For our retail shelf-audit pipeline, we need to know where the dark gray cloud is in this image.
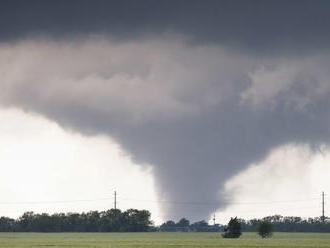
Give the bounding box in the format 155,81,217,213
1,1,330,221
1,0,330,54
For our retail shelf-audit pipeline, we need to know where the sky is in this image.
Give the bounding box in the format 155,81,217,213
1,0,330,225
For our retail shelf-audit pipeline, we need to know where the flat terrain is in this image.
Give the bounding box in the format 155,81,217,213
1,232,330,248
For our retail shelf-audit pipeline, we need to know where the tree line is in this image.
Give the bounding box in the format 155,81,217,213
239,215,330,232
159,218,221,232
1,210,330,233
0,209,153,232
159,215,330,233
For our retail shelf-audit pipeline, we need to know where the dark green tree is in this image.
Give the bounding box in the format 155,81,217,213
0,217,15,232
222,217,242,238
176,218,190,227
257,221,274,238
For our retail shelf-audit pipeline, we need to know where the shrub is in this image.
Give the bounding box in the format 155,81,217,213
257,221,274,238
222,217,242,238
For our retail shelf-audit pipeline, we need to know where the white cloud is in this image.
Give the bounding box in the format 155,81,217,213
217,143,330,224
0,107,162,223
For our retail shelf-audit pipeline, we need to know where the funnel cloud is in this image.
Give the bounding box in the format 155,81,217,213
1,1,330,221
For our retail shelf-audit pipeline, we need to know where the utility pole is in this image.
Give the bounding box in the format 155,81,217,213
322,191,325,222
114,190,117,210
213,213,216,226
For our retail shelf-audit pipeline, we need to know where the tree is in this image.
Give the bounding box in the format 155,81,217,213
176,218,190,227
257,221,274,238
190,220,208,231
222,217,242,238
0,217,15,232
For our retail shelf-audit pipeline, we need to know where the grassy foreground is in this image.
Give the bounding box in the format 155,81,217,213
0,232,330,248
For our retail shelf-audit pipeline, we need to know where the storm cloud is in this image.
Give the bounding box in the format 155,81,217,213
1,1,330,220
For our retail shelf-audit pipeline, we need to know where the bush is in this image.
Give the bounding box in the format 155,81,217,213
257,221,274,238
222,217,242,238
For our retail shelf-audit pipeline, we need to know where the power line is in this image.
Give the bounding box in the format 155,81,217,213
0,198,113,205
0,195,322,207
117,196,319,206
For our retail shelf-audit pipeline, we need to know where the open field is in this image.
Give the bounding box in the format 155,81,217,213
1,232,330,248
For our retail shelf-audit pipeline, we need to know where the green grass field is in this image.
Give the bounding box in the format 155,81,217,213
1,232,330,248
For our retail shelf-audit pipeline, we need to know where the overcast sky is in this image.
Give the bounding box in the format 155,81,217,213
1,0,330,224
